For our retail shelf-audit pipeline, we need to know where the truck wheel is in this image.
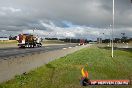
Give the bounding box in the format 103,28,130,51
37,44,39,47
39,44,42,47
30,45,32,48
26,45,28,48
31,45,33,48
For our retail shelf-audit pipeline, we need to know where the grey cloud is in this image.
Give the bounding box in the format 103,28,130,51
0,0,131,39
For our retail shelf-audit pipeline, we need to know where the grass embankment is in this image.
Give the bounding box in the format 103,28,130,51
0,46,132,88
0,40,17,44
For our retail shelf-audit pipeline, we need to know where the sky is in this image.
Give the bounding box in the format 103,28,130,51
0,0,132,40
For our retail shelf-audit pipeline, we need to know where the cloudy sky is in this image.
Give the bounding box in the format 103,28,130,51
0,0,132,40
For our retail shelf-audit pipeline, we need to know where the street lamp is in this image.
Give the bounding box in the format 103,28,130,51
98,33,104,44
109,24,112,47
66,31,71,43
112,0,115,58
33,28,37,35
121,33,126,43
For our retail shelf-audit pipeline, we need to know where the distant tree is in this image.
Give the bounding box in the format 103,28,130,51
114,38,121,43
121,33,128,43
45,38,58,40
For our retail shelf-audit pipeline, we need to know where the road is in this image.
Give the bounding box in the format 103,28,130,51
0,44,89,83
0,44,78,59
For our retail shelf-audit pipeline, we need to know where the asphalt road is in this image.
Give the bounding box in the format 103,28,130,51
0,44,78,59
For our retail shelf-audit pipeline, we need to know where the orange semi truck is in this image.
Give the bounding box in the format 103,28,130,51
16,34,42,48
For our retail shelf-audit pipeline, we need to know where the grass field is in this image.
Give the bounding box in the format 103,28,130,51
0,40,17,44
0,45,132,88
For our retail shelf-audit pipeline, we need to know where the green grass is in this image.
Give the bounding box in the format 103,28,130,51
0,40,17,44
0,46,132,88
